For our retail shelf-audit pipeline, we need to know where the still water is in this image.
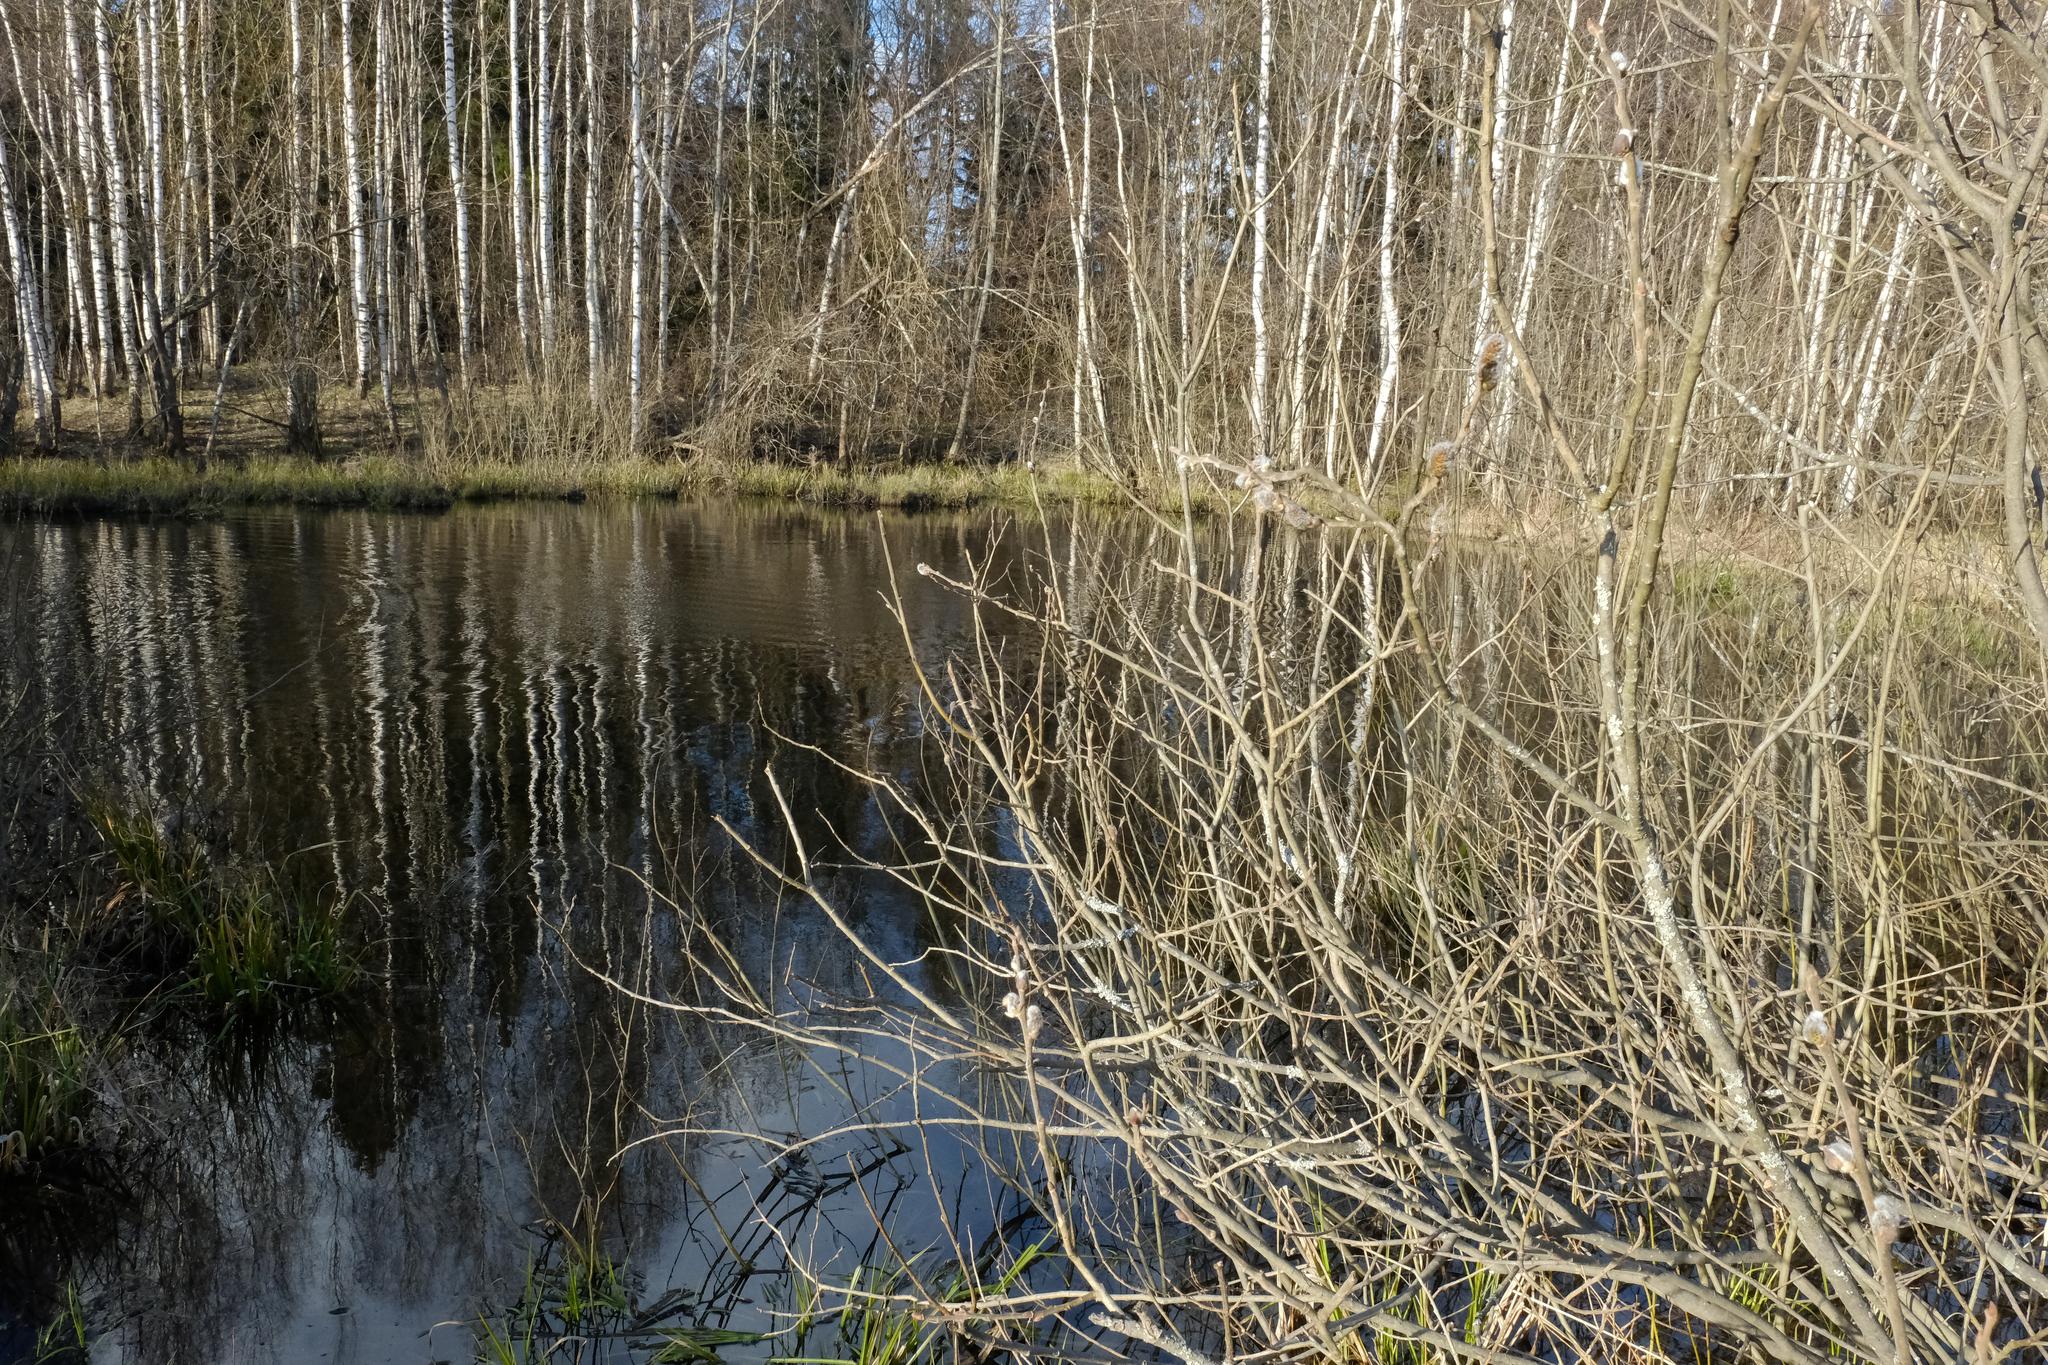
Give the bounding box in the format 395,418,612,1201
0,501,1100,1363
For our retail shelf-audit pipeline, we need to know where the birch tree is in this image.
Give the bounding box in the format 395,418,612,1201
580,0,601,400
90,0,147,432
507,0,533,372
285,0,322,453
625,0,646,440
337,0,377,395
440,0,473,379
1248,0,1274,467
534,0,557,355
0,101,59,450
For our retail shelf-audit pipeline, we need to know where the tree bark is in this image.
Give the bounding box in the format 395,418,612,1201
337,0,376,395
90,0,147,433
0,107,61,451
439,0,473,381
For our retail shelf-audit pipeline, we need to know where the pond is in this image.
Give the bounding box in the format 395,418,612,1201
0,501,1098,1364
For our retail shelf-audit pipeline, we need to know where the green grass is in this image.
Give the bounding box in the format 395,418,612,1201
30,1279,89,1363
0,452,1174,517
468,1232,1047,1365
1672,562,1745,613
0,993,93,1171
1904,598,2020,670
771,1240,1050,1365
0,455,462,513
91,802,357,1016
473,1239,771,1365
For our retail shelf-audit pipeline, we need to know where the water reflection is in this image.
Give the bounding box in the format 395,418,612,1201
0,501,1098,1364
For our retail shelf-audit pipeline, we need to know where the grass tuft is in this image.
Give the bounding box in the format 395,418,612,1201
0,993,93,1171
90,802,357,1015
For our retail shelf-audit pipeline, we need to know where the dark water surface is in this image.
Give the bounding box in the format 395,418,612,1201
0,501,1093,1363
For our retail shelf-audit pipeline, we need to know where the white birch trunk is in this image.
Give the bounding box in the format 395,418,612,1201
54,151,100,397
534,0,557,355
0,116,60,450
1502,0,1590,406
369,0,396,417
140,0,172,369
91,0,147,424
805,191,855,383
0,10,82,401
723,0,766,383
285,0,309,323
62,2,114,399
284,0,321,453
1249,0,1274,466
440,0,473,379
1286,5,1376,473
581,0,602,401
1839,215,1914,510
626,0,647,438
1047,0,1107,459
652,24,680,377
705,3,733,391
338,0,376,394
1365,0,1406,486
948,0,1005,459
173,0,203,363
1470,0,1511,360
197,1,219,362
507,0,534,371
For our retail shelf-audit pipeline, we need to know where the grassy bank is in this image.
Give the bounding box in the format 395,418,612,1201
0,450,2027,625
3,379,1201,515
0,452,1159,517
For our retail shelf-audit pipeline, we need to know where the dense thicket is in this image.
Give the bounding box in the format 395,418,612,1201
0,1,2044,539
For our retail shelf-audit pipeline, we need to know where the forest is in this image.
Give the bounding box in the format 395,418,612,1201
0,0,2036,568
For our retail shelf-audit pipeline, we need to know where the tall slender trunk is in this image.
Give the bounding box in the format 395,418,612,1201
198,2,219,364
285,0,322,455
1048,0,1107,464
704,2,733,398
626,0,647,440
1365,0,1405,487
338,0,377,394
0,10,80,403
1993,224,2048,651
534,0,557,355
723,0,767,394
62,1,113,402
581,0,602,403
440,0,473,379
1497,0,1591,448
1248,0,1274,466
138,0,171,370
53,144,101,399
472,20,491,343
369,0,397,428
1287,5,1375,474
948,0,1004,461
90,0,147,432
0,114,60,450
804,189,855,382
507,0,534,373
173,0,205,365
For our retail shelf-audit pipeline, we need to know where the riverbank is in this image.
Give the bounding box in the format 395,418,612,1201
0,450,2026,626
0,452,1150,516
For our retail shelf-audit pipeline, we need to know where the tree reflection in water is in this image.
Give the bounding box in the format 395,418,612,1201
0,502,1111,1364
